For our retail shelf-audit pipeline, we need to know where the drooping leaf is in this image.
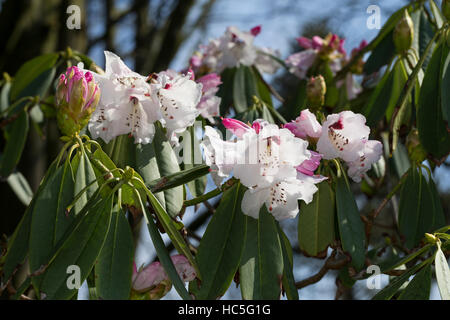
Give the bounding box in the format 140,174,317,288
218,67,237,115
194,183,246,299
10,53,58,101
398,263,431,300
6,171,33,206
0,111,29,178
335,174,366,270
435,244,450,300
417,41,450,159
95,205,134,300
364,30,396,74
182,126,207,198
398,168,436,249
372,261,425,300
298,181,335,257
73,151,98,215
239,207,284,300
278,226,299,300
38,194,114,300
233,66,259,113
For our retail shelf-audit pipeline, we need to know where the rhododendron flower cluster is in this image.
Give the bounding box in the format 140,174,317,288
285,109,383,182
87,51,202,144
190,26,281,74
201,118,326,221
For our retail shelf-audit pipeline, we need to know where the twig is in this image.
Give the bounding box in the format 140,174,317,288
295,251,350,289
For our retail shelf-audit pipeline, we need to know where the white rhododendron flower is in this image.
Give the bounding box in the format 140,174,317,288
155,70,202,137
317,111,371,162
191,25,281,74
88,51,161,144
316,110,382,182
201,118,325,220
87,52,202,144
284,109,322,140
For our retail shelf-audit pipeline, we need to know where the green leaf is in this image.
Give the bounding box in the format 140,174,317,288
218,67,237,115
372,261,425,300
38,194,114,300
398,263,431,300
398,168,436,249
95,205,134,300
0,161,58,282
0,111,29,178
391,142,411,178
429,0,444,29
364,30,396,74
73,151,98,215
6,171,33,206
428,176,446,230
147,164,209,193
298,181,335,257
278,226,299,300
136,124,184,218
239,207,284,300
233,66,259,113
335,174,366,270
194,183,246,300
278,79,307,122
411,9,436,71
182,126,207,198
417,41,450,159
435,244,450,300
29,159,76,278
142,205,192,300
441,44,450,123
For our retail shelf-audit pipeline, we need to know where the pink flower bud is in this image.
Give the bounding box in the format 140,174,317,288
222,118,251,137
296,37,313,49
197,73,222,93
250,25,262,36
56,66,100,136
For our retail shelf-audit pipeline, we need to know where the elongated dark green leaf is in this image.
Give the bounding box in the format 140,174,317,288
336,174,366,270
7,171,33,206
417,42,450,159
147,164,209,193
182,126,207,198
435,244,450,300
398,263,431,300
136,124,184,218
141,184,199,277
239,207,284,300
218,67,236,115
28,159,76,277
0,111,29,178
278,226,298,300
411,9,436,71
298,181,335,257
364,30,396,74
10,53,58,101
441,45,450,123
372,262,427,300
233,66,259,113
73,151,98,215
194,183,246,299
143,205,192,300
391,142,411,178
38,195,114,300
398,168,436,249
279,79,307,122
95,205,134,300
428,176,446,230
0,161,58,282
